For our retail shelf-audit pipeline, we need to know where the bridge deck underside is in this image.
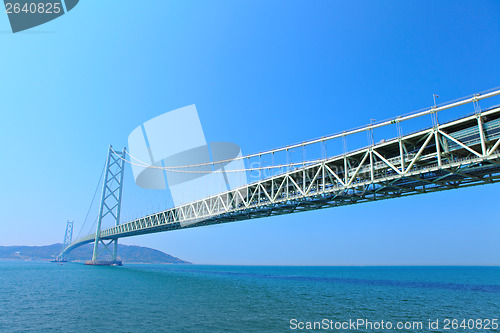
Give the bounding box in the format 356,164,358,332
63,106,500,255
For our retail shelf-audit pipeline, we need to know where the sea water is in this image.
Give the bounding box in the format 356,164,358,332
0,262,498,332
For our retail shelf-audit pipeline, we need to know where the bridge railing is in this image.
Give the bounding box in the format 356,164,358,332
86,106,500,242
61,90,500,256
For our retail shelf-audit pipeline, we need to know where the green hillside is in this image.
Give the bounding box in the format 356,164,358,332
0,243,191,264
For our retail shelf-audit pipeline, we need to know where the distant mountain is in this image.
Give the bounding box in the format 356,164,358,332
0,243,191,264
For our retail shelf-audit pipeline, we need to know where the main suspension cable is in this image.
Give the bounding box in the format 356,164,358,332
116,88,500,170
75,159,106,239
112,147,323,174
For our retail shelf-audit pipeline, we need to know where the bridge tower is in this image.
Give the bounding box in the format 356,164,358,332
54,220,73,262
87,145,126,266
63,220,73,249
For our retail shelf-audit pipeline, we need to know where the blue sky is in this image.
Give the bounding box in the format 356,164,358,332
1,0,499,265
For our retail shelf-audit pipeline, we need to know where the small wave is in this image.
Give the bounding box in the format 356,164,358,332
168,268,500,293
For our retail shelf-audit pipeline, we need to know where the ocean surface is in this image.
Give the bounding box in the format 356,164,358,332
0,262,498,332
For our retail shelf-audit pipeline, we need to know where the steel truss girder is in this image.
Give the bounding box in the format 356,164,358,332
62,106,500,255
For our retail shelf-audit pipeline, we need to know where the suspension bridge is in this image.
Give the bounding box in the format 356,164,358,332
57,88,500,265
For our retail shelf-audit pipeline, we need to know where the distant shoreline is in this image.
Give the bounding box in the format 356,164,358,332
0,243,192,264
